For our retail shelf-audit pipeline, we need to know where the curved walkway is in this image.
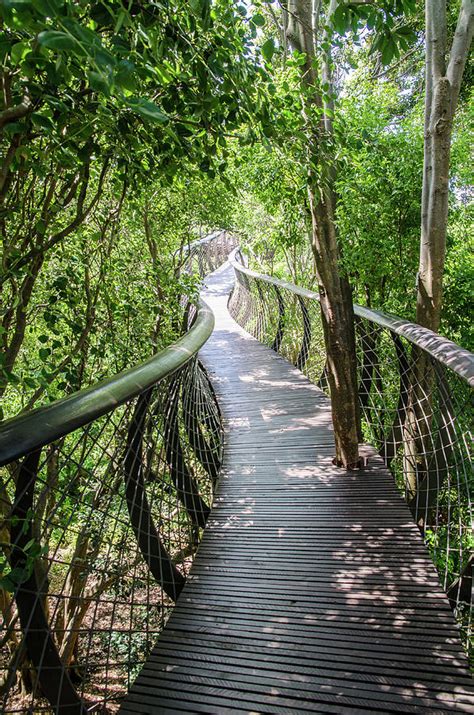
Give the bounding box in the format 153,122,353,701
121,263,473,714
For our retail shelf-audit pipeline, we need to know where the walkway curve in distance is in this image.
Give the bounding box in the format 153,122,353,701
120,261,474,714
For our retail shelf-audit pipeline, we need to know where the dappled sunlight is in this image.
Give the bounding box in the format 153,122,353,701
239,368,271,382
124,259,474,714
208,513,256,529
227,416,251,428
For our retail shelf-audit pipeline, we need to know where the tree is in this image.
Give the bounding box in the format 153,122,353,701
336,75,423,314
0,0,264,410
404,0,472,503
268,0,417,468
417,0,473,332
0,1,266,702
283,0,361,468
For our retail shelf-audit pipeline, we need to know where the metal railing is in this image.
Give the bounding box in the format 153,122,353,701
1,231,472,712
229,249,473,648
181,230,238,276
0,234,229,713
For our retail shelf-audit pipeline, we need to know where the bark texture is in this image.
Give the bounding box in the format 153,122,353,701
287,0,361,468
417,0,473,331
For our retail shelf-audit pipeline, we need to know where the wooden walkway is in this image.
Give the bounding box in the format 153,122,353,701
120,263,473,714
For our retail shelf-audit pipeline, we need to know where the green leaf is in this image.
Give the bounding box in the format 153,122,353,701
128,98,168,124
396,24,413,36
5,371,20,385
88,70,111,96
38,30,78,51
0,575,13,593
252,13,265,27
261,38,274,63
155,64,173,85
25,541,42,557
31,113,54,130
402,0,417,13
6,566,32,586
189,0,203,14
35,218,47,235
114,9,127,34
93,46,116,68
366,11,376,30
11,40,31,65
381,39,396,65
332,5,348,35
4,0,33,8
32,0,63,16
115,59,136,92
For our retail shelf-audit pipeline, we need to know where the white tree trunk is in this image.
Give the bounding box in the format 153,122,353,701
417,0,473,331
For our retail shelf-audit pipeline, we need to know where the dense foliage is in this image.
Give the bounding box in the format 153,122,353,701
0,0,472,709
0,0,268,419
226,5,472,348
1,0,472,422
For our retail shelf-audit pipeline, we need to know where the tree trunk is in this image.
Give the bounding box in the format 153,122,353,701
288,0,361,468
417,0,473,331
407,0,472,502
309,186,361,466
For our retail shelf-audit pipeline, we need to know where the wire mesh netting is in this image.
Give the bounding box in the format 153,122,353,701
1,232,472,713
181,231,238,278
229,252,473,655
0,233,231,713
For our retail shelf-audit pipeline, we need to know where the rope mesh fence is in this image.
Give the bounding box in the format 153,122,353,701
1,232,472,713
181,230,238,278
0,232,230,713
229,250,473,654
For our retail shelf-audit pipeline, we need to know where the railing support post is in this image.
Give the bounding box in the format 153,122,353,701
271,285,285,353
10,450,87,714
296,295,311,371
124,391,186,602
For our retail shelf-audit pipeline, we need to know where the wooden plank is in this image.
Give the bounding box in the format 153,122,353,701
142,647,474,693
147,632,472,683
131,661,474,710
120,262,473,714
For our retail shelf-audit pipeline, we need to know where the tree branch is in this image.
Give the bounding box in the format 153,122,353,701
446,0,474,115
0,158,111,284
0,93,32,131
371,46,419,79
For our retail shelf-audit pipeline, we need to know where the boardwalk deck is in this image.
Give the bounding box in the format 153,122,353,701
120,263,473,714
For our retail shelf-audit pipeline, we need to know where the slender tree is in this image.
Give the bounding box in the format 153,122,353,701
285,0,361,468
417,0,473,331
259,0,419,467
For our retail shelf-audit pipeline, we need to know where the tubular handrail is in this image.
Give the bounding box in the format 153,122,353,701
1,231,229,715
0,300,214,467
178,229,238,281
173,230,223,263
184,230,224,250
229,249,474,385
229,245,473,642
0,229,233,467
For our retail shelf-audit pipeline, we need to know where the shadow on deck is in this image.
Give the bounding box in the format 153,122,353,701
120,263,473,714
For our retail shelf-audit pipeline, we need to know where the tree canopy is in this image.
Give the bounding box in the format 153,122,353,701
1,0,472,423
1,1,472,709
